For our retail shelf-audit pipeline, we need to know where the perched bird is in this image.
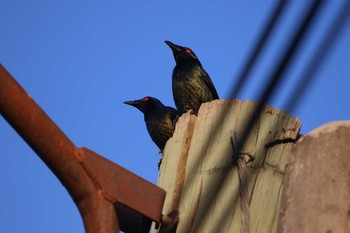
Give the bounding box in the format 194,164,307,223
124,96,179,151
165,40,219,115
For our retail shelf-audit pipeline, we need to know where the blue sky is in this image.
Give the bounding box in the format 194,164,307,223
0,1,349,232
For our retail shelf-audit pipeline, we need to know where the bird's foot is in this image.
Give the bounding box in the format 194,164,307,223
188,109,197,116
158,158,163,171
157,150,163,155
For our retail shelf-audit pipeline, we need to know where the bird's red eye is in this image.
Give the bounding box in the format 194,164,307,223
143,97,149,102
185,49,192,54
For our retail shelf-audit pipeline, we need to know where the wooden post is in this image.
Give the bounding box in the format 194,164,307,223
154,99,301,233
278,121,350,233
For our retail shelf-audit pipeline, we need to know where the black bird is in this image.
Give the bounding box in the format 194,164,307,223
165,40,219,115
124,96,180,151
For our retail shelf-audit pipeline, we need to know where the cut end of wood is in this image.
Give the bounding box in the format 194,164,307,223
155,99,302,233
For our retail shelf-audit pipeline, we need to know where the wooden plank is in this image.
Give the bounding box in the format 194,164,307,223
155,99,301,233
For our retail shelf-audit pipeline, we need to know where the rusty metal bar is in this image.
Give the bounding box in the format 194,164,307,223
79,148,165,223
0,64,83,198
0,64,120,233
0,64,166,233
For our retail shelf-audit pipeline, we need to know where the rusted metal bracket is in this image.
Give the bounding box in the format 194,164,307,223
0,64,166,233
79,147,166,223
158,210,179,233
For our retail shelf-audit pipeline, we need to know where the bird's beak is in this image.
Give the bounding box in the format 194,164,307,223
165,40,182,53
123,100,140,107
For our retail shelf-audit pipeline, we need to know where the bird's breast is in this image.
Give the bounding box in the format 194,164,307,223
145,111,175,147
172,63,215,114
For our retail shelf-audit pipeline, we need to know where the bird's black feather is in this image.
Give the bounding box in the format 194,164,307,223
124,96,179,151
165,40,219,115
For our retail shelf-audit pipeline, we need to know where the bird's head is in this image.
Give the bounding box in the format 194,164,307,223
123,96,163,114
165,40,201,65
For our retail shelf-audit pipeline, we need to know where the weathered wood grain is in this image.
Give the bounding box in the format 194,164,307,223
155,99,301,233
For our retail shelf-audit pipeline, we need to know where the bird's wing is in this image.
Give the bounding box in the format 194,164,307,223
167,107,180,126
201,69,219,99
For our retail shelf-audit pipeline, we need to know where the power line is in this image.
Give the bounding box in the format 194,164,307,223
235,0,325,154
284,0,350,114
230,0,289,99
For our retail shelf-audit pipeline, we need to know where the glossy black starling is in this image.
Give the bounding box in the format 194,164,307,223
165,40,219,115
124,96,180,151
